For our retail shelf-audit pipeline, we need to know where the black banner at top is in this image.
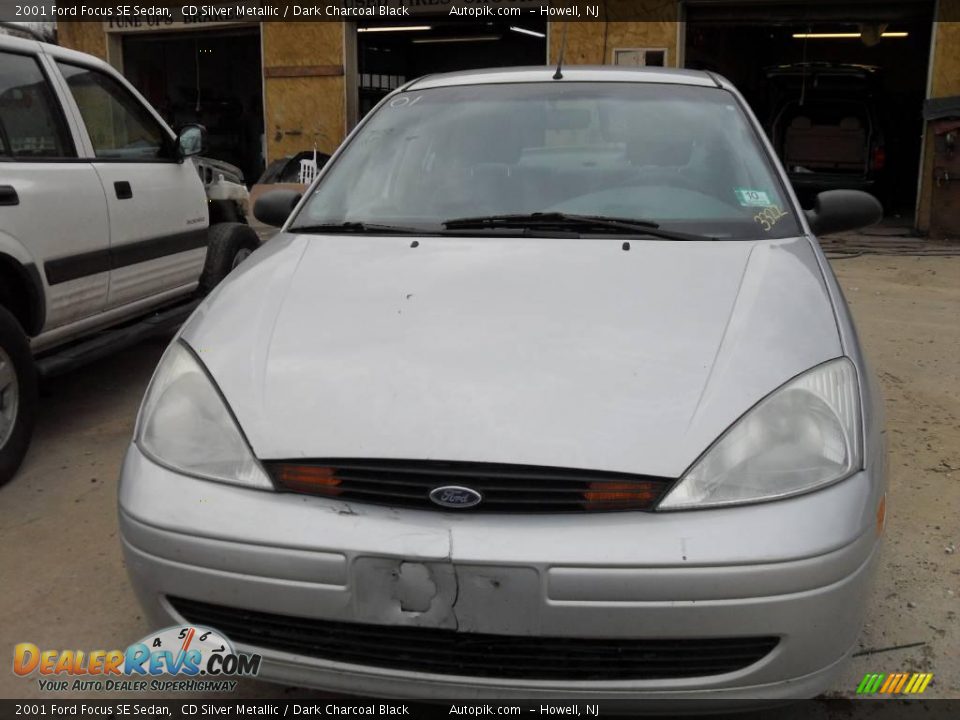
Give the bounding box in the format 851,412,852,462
0,0,955,24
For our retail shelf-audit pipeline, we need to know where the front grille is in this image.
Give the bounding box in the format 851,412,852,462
170,597,778,681
263,459,674,512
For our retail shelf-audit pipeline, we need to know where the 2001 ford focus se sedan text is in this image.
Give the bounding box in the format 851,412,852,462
119,66,887,702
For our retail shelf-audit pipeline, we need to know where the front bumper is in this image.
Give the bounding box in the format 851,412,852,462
118,445,882,700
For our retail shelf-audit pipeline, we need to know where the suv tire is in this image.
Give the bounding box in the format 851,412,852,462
197,222,261,296
0,306,37,486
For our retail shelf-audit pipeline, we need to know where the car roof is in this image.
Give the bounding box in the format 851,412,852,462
405,65,726,91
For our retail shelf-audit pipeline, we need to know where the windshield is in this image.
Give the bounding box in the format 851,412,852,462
292,82,801,240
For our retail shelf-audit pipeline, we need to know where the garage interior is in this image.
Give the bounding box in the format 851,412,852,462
685,2,934,217
121,27,265,183
356,21,548,117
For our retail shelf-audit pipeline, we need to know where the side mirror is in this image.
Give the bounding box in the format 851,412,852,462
178,124,206,158
805,190,883,236
253,189,302,228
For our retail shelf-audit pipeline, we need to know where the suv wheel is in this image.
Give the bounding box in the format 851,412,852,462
197,222,261,296
0,306,37,486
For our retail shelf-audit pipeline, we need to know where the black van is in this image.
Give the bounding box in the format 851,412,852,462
765,63,888,207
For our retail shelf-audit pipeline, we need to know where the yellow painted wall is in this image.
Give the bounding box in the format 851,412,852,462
918,20,960,233
261,22,346,163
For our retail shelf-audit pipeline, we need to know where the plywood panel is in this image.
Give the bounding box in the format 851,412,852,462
265,75,345,160
916,19,960,233
57,22,108,60
550,16,678,66
262,22,343,66
929,20,960,98
262,23,346,162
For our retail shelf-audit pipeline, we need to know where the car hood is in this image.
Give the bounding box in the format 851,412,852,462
181,234,842,478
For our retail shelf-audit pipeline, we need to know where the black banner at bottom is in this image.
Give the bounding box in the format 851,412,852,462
1,699,959,720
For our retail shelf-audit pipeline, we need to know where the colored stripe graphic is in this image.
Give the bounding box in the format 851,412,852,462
908,673,934,694
879,673,898,693
857,672,933,694
857,673,885,694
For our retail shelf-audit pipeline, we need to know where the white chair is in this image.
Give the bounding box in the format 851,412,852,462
298,149,319,185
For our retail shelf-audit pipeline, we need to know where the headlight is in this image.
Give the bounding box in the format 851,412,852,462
136,341,272,489
659,358,862,510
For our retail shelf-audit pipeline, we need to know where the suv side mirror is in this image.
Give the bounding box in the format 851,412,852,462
805,190,883,236
254,189,302,228
178,124,206,158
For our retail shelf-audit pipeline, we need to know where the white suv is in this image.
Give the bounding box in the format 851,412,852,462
0,33,260,484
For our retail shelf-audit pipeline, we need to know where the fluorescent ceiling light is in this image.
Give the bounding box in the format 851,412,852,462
358,25,432,33
412,36,500,44
510,26,546,38
792,32,908,39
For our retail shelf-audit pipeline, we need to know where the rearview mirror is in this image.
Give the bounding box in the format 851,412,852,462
805,190,883,236
178,124,206,158
253,189,302,228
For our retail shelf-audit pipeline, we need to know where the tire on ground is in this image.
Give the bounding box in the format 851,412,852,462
0,305,37,486
197,222,261,296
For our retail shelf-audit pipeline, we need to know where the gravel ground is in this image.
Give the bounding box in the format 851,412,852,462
828,255,960,698
0,254,957,701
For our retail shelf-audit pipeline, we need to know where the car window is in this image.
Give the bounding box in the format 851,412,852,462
0,51,74,159
56,61,169,160
295,82,801,240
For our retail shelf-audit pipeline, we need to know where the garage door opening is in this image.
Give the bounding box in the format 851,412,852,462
356,21,547,117
685,5,933,218
122,27,264,184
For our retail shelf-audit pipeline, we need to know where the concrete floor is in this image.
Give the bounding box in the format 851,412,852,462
0,255,957,701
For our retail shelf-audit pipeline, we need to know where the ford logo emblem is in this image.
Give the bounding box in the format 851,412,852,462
429,485,482,509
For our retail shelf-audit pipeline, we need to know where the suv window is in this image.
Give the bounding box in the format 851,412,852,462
0,51,74,159
56,62,169,160
776,101,872,174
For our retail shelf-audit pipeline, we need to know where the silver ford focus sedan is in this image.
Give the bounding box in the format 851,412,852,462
119,67,886,701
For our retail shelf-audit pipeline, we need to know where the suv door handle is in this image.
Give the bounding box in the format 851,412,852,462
0,185,18,206
114,181,133,200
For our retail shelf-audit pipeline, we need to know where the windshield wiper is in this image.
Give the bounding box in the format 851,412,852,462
291,222,424,235
443,212,715,242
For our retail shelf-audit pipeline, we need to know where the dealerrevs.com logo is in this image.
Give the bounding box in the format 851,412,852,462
13,625,261,692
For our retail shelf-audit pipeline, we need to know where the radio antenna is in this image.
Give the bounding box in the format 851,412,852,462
553,22,568,80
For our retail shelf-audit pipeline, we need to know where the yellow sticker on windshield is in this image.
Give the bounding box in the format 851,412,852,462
754,205,789,231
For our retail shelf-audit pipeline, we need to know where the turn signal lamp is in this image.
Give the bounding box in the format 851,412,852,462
274,465,342,496
582,480,661,510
